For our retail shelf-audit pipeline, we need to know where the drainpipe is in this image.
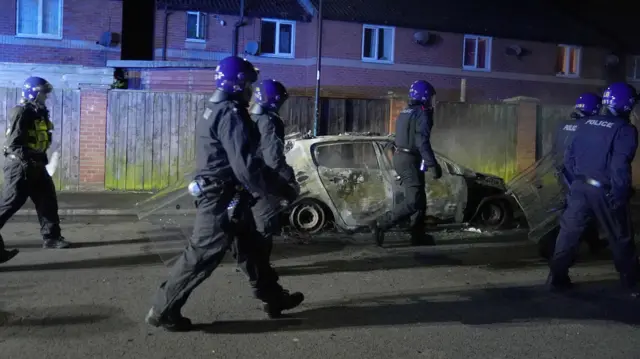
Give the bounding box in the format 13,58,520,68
232,0,246,56
312,0,323,136
162,5,173,60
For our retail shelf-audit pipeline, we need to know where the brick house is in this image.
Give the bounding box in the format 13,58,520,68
0,0,122,87
108,0,640,105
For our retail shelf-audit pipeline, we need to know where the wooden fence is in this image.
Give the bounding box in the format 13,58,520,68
536,105,573,160
431,102,519,181
105,90,390,190
0,87,81,190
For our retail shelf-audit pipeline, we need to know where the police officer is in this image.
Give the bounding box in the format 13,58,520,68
540,93,608,258
247,79,296,259
0,76,70,263
145,56,304,331
369,80,442,247
548,82,639,296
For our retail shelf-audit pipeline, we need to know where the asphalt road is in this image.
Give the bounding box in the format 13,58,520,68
1,217,639,359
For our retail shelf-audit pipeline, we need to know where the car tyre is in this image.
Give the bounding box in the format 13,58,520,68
288,200,327,234
477,199,512,229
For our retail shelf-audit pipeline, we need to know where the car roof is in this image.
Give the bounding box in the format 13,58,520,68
290,133,463,166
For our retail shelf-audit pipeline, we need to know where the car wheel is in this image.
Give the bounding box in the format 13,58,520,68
288,200,327,234
477,199,512,229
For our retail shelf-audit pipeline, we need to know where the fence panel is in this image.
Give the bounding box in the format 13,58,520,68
432,102,519,181
536,105,573,160
0,87,81,190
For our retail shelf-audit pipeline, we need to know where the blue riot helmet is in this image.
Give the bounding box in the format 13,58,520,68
602,82,638,116
408,80,436,108
572,92,602,118
252,79,289,112
213,56,259,104
21,76,53,107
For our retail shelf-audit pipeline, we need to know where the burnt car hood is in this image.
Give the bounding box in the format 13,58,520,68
446,160,506,191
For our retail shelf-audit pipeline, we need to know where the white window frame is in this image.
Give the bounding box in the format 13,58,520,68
259,18,296,58
632,56,640,81
15,0,64,39
462,34,492,72
556,44,582,78
361,24,395,64
186,11,207,42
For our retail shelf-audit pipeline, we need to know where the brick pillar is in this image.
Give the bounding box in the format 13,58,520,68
388,97,407,134
504,96,539,172
78,85,108,190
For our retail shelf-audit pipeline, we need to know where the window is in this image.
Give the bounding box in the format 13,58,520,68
462,35,492,71
555,45,581,77
260,18,295,57
186,11,207,41
16,0,63,39
362,25,394,63
632,56,640,81
314,142,379,170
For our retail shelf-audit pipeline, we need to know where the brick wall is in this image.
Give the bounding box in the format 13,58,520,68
0,0,122,67
145,13,610,104
78,87,108,189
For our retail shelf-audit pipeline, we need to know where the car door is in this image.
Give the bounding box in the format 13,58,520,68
313,140,393,227
378,141,464,222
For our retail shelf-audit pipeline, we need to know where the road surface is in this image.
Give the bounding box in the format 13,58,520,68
0,217,638,359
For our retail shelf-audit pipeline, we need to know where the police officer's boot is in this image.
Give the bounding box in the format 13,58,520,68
0,248,19,264
145,307,193,332
545,272,573,292
43,237,71,249
369,220,385,247
261,289,305,318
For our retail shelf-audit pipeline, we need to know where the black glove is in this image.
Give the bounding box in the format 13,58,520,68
426,162,443,180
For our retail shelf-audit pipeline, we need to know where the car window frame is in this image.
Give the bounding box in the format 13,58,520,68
311,140,382,170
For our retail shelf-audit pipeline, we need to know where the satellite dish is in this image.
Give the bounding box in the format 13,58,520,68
505,45,523,57
244,41,259,56
97,32,120,47
413,31,432,46
605,54,619,66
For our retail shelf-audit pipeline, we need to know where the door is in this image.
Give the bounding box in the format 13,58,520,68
379,141,464,223
313,141,393,227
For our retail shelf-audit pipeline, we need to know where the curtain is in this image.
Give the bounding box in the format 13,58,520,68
42,0,61,35
17,0,38,34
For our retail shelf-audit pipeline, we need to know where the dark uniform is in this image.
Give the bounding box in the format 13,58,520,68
549,114,639,293
147,91,302,331
373,104,442,246
0,102,67,251
547,118,605,255
249,108,295,257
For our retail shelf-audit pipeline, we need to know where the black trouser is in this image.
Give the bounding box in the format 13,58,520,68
377,152,426,238
550,181,638,289
557,175,602,249
233,195,279,274
152,187,283,315
0,156,61,250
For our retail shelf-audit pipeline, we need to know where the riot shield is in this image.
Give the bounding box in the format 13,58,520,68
506,152,565,243
136,164,313,266
136,167,197,265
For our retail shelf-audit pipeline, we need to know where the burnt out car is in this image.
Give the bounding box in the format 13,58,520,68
282,132,522,234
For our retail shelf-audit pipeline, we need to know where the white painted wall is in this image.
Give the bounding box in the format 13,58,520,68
0,62,114,89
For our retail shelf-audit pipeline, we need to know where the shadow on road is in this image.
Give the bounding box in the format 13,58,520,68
0,303,135,338
277,242,612,276
197,278,640,334
0,239,350,272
